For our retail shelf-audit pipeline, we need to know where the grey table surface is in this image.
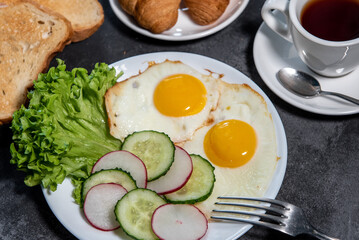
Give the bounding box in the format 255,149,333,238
1,0,358,239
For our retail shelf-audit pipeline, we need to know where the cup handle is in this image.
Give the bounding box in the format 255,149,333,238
261,0,292,42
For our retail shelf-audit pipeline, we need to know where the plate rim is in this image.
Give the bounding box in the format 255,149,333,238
43,51,287,240
108,0,250,41
253,22,359,116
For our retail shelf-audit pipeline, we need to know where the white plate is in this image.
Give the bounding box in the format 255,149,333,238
109,0,250,41
43,52,287,240
253,21,359,115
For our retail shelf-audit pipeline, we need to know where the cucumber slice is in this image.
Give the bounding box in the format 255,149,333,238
82,169,136,203
121,131,175,181
115,188,167,240
164,154,215,204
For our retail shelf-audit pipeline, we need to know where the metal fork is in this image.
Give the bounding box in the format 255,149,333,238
211,196,339,240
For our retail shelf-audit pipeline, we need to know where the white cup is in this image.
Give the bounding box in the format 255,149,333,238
261,0,359,77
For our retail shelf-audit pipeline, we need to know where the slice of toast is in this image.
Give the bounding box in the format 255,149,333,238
32,0,104,42
0,0,73,125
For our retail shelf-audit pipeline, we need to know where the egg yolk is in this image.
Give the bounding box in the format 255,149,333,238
204,119,257,168
153,74,207,117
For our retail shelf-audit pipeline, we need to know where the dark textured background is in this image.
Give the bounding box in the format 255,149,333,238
0,0,358,239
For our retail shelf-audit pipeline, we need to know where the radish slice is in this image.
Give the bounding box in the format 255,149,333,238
147,146,193,195
83,183,127,231
92,150,147,188
151,204,208,240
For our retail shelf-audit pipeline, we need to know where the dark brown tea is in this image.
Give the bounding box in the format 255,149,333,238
301,0,359,41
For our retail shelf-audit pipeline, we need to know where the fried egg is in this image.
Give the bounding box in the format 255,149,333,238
105,61,219,143
181,81,278,219
106,60,278,220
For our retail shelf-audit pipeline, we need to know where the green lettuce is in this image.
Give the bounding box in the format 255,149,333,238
10,59,122,203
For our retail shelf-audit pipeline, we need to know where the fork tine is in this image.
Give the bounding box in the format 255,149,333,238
218,196,290,209
212,209,285,223
215,201,285,215
211,215,285,233
214,197,340,240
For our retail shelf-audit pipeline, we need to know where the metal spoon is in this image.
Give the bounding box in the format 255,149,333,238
277,67,359,105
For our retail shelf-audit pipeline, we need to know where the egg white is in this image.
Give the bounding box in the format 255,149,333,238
105,60,219,143
181,81,278,219
106,61,278,220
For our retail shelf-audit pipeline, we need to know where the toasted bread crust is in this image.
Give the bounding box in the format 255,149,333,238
0,0,73,125
70,16,104,42
3,0,104,42
32,0,104,42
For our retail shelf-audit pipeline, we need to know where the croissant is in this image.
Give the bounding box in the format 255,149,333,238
118,0,138,15
184,0,229,25
118,0,181,34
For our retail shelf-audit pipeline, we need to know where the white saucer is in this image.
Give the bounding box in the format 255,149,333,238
253,22,359,115
109,0,249,41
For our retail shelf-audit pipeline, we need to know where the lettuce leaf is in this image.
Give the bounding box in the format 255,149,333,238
10,59,122,203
